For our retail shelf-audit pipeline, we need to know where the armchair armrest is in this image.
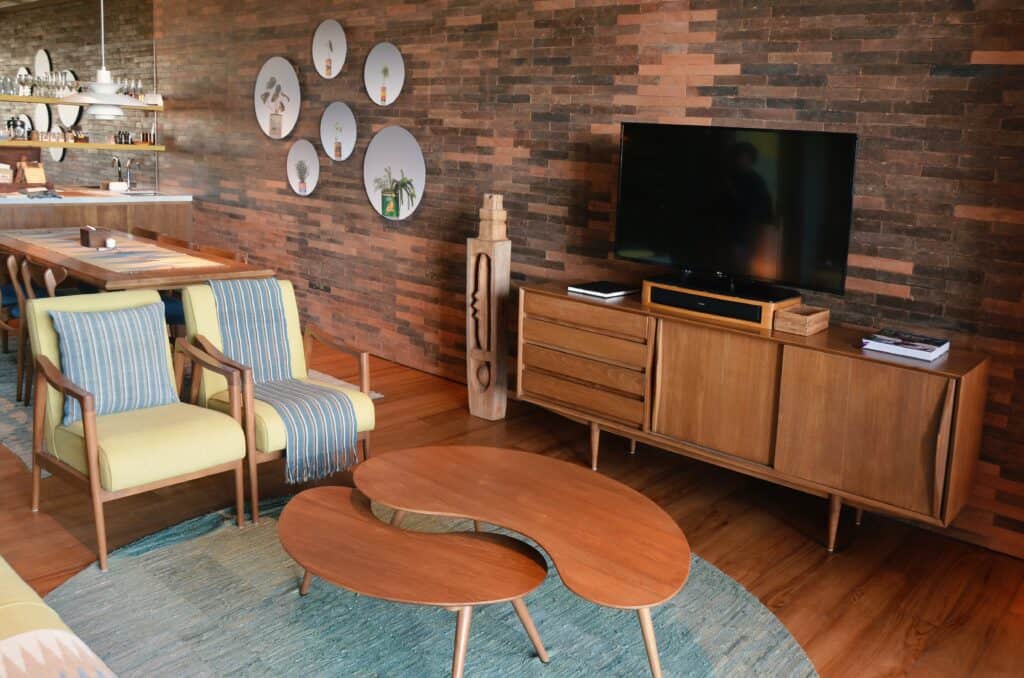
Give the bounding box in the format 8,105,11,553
194,334,252,379
32,355,101,486
303,325,372,395
173,338,243,423
35,355,95,413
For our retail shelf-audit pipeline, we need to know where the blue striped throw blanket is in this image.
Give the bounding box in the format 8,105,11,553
209,279,359,483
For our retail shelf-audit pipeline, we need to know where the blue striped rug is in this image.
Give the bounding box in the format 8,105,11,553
45,499,817,677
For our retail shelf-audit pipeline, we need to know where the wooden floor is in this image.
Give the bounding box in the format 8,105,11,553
2,348,1022,676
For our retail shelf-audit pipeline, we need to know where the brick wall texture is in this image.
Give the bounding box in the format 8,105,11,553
0,0,157,188
151,0,1022,555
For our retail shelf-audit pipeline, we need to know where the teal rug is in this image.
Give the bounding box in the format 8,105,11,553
45,500,817,677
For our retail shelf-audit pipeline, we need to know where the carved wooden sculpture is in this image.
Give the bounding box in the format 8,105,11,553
467,194,511,420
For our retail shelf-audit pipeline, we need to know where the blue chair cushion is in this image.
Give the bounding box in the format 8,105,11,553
49,302,179,425
163,296,186,326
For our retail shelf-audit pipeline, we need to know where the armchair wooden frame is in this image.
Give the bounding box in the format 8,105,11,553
31,339,247,572
194,325,372,524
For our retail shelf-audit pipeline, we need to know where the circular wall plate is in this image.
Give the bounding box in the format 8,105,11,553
312,20,347,79
254,57,301,140
33,49,51,77
32,103,49,134
363,125,425,220
364,42,405,107
319,102,357,161
18,113,32,132
57,69,81,127
286,139,319,196
48,117,66,162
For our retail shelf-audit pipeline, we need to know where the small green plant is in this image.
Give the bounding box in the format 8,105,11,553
381,65,390,82
259,76,290,114
295,160,309,182
373,166,416,212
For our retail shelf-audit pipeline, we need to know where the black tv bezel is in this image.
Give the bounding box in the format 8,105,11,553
613,121,858,296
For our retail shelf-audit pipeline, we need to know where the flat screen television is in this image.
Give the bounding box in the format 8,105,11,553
614,122,857,295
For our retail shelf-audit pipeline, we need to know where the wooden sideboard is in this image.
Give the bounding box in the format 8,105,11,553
515,285,990,551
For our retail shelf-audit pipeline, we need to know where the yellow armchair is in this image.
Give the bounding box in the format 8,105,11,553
182,281,375,523
26,290,247,571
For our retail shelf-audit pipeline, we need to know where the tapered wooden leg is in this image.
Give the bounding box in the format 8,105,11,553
30,455,41,512
234,462,245,527
512,598,549,663
590,422,600,471
300,570,313,596
391,509,407,527
14,328,25,401
637,607,662,678
855,508,864,527
92,493,108,572
629,439,637,455
452,606,473,678
22,352,33,406
248,452,260,524
361,434,371,460
827,494,842,553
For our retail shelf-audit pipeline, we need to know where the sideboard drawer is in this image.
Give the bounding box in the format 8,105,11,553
521,344,645,396
521,369,644,427
522,317,647,369
524,291,648,340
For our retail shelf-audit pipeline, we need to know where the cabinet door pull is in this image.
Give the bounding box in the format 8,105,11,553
933,379,956,518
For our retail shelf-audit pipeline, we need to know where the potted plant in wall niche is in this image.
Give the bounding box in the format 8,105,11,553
373,166,416,218
334,121,344,159
380,64,389,104
260,76,291,138
296,160,309,195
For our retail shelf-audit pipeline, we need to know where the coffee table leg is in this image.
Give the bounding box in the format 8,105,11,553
452,606,473,678
512,598,549,663
637,607,662,678
300,570,313,596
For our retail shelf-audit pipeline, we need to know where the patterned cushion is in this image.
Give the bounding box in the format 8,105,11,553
209,279,292,384
49,302,179,425
0,629,114,677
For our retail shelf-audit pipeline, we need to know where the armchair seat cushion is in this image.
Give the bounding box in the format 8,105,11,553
209,377,375,453
52,403,245,492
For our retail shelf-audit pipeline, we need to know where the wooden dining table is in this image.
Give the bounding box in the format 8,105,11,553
0,227,274,291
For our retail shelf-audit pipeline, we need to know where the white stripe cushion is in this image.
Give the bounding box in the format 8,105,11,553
50,302,179,425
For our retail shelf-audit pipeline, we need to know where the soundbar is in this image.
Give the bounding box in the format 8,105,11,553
642,280,801,330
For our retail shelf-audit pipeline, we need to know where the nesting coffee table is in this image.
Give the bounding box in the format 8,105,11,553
353,446,692,678
278,486,550,678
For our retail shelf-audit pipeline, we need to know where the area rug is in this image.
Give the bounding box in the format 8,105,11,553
44,501,817,677
0,337,380,472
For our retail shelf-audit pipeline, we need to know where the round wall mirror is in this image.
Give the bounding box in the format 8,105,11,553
254,57,301,140
312,20,347,79
287,139,319,196
33,49,51,78
363,125,425,220
319,102,357,161
364,42,405,107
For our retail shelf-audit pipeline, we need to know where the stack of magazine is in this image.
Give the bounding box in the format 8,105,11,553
862,328,950,362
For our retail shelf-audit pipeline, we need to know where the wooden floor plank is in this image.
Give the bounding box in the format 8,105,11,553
0,347,1021,675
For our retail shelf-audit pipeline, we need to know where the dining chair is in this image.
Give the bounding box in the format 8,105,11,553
9,257,66,405
27,290,247,571
182,280,375,523
195,243,249,264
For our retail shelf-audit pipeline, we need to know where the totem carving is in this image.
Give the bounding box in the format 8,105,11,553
466,193,511,420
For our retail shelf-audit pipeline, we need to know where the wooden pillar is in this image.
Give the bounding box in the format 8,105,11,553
466,194,511,420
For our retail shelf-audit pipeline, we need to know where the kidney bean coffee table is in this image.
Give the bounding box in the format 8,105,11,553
278,486,551,678
353,445,693,678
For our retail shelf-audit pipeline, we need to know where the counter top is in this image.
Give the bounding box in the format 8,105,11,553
0,188,192,205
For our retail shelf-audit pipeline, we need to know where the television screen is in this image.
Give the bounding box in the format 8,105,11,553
614,123,857,295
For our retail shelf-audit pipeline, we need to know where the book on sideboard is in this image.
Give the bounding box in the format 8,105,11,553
862,328,950,362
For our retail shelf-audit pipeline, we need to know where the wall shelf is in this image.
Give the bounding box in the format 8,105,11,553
0,141,165,152
0,93,163,112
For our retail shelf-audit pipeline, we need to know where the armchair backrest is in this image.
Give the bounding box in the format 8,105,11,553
25,290,172,456
182,279,307,404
